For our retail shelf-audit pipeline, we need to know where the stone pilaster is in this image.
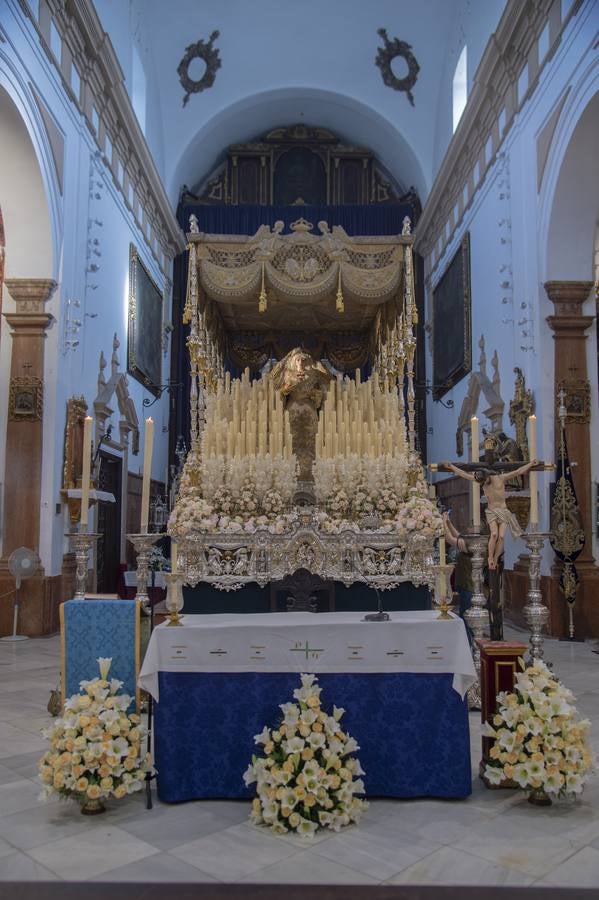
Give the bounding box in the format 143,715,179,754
2,277,56,556
545,279,599,637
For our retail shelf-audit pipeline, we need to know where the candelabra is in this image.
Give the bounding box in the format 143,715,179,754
127,533,161,613
522,530,551,664
68,530,100,599
463,532,489,710
164,572,184,626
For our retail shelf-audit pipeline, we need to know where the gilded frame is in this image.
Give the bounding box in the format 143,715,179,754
432,232,472,400
9,376,43,421
62,395,88,489
127,244,162,395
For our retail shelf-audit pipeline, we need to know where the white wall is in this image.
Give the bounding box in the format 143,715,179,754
0,5,171,576
92,0,512,204
424,3,599,573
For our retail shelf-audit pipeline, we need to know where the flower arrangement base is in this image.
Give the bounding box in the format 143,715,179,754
80,797,106,815
528,788,552,807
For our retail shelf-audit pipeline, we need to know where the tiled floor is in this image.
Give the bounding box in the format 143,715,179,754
0,626,598,886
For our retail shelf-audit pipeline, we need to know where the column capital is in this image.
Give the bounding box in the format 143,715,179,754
4,278,57,314
544,280,594,314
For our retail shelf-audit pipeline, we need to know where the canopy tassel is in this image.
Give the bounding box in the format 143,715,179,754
336,264,344,313
258,260,268,313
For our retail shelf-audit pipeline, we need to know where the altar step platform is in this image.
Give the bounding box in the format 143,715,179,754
140,610,475,803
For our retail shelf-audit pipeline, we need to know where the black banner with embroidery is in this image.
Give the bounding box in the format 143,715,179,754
549,432,585,604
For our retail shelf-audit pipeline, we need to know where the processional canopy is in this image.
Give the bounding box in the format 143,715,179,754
170,215,441,592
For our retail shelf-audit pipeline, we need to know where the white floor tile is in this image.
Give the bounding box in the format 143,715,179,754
0,850,59,881
170,821,302,880
92,851,218,882
386,845,536,886
536,845,599,887
28,824,158,880
239,850,380,884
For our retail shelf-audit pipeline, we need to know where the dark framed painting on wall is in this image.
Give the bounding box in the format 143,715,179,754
432,232,471,400
127,244,161,396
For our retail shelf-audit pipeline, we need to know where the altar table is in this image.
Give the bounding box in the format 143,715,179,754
139,611,476,802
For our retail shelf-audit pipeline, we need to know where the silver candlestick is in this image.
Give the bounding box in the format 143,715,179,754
431,563,456,619
164,572,185,626
522,530,551,664
68,531,100,600
127,533,161,614
463,532,489,710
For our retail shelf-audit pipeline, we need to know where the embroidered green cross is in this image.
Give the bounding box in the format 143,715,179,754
291,640,324,660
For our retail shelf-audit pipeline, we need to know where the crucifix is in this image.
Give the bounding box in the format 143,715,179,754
432,439,549,569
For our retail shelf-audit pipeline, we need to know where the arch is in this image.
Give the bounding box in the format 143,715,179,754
539,64,599,282
168,87,428,207
0,64,60,280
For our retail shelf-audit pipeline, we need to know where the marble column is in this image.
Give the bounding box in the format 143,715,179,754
2,278,55,556
545,279,599,637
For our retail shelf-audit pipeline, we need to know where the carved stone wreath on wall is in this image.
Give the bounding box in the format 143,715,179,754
177,31,221,107
375,28,420,107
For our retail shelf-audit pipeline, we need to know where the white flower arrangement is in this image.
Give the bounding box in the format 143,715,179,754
168,450,299,540
38,658,153,805
483,659,595,798
314,459,441,545
313,454,408,523
244,674,368,837
394,491,443,544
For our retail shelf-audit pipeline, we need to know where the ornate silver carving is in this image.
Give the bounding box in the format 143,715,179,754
462,533,489,710
523,531,551,664
68,532,100,600
127,533,162,613
176,516,435,594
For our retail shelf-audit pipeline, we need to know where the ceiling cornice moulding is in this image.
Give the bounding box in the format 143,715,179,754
414,0,584,269
16,0,185,274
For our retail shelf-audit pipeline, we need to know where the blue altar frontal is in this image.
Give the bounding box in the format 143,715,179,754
139,612,475,802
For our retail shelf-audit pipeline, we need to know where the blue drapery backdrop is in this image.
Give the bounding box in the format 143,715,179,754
177,202,414,236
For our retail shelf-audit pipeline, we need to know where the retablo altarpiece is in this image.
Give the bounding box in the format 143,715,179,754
169,216,442,591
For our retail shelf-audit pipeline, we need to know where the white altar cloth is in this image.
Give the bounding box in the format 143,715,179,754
139,611,476,701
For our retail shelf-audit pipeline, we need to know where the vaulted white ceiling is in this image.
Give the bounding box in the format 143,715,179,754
94,0,507,207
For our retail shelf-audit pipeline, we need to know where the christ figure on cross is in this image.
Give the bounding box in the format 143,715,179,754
442,459,537,569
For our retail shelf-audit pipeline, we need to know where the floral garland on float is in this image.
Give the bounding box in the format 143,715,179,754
244,674,368,837
38,658,153,815
483,659,595,805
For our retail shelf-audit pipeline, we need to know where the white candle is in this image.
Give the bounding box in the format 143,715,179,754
470,416,480,529
140,417,154,532
171,541,178,574
528,414,538,527
439,536,446,566
80,416,93,527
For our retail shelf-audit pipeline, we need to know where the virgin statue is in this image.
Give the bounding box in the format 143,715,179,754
270,348,332,483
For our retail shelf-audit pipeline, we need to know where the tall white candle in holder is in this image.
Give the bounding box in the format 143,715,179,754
80,416,93,527
470,416,480,529
140,417,154,532
528,414,538,527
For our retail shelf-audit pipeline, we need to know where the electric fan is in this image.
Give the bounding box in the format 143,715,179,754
1,547,39,642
